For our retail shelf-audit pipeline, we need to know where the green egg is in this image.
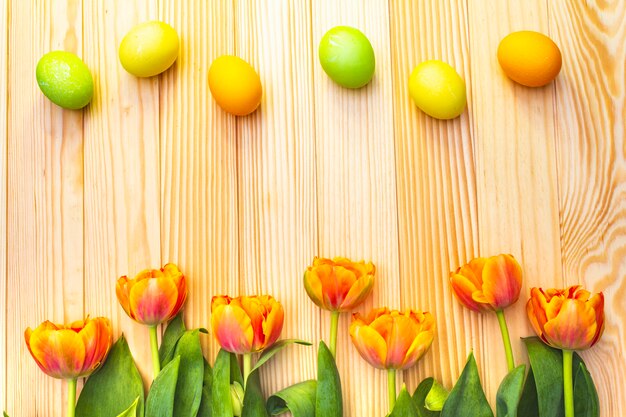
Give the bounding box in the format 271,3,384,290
36,51,94,110
319,26,375,89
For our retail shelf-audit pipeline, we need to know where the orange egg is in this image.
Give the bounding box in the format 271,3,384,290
497,31,562,87
208,55,262,116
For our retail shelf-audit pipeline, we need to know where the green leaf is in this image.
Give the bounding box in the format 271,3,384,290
411,377,440,417
146,355,181,417
425,380,449,411
523,337,565,417
242,370,270,417
197,358,214,417
440,352,493,417
159,312,187,367
574,362,599,417
517,366,539,417
212,349,235,417
251,339,312,374
267,380,317,417
496,365,525,417
4,411,10,417
390,385,420,417
231,351,244,386
172,330,204,417
76,335,145,417
315,341,342,417
115,397,140,417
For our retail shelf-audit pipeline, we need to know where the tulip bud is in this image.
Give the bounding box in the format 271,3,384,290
230,381,244,417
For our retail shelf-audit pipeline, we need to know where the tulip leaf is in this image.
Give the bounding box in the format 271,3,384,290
146,355,181,417
212,349,235,417
440,352,493,417
267,380,317,417
574,362,599,417
197,358,213,417
425,380,449,412
523,337,565,417
242,369,270,417
495,365,525,417
172,330,204,417
160,312,187,367
76,335,145,417
315,341,343,417
3,412,9,417
115,396,140,417
411,377,440,417
251,339,312,374
390,385,420,417
517,366,539,417
231,351,245,386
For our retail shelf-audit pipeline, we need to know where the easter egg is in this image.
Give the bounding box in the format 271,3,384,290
119,21,179,77
36,51,94,110
408,60,466,120
318,26,375,89
497,31,562,87
208,55,262,116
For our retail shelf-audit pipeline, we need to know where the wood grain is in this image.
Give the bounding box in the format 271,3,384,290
0,0,7,412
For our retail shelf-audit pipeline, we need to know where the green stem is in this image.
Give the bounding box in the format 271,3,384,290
243,353,252,390
67,378,77,417
495,309,515,372
329,311,340,359
387,368,397,413
563,349,574,417
149,325,161,377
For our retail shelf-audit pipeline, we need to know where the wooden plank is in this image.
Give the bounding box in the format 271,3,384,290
549,1,626,415
5,1,84,416
158,0,239,357
0,0,7,413
466,0,563,402
311,1,400,415
234,0,319,392
389,0,480,392
82,0,160,383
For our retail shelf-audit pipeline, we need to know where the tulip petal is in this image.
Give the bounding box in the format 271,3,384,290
450,273,487,312
339,273,374,312
262,300,284,351
129,277,179,325
385,314,419,368
80,318,112,375
543,299,598,350
349,321,387,369
402,328,435,369
116,276,133,317
28,328,86,379
481,254,522,309
303,270,325,309
211,304,254,354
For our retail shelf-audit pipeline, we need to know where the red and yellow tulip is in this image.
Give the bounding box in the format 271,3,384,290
450,254,522,312
211,295,284,355
24,316,113,380
304,257,375,312
349,307,435,370
526,285,605,351
116,263,187,326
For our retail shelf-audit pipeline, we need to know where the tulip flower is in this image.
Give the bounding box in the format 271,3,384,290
116,263,187,377
25,317,113,417
350,307,435,412
527,285,605,417
450,254,522,371
211,294,284,387
304,256,375,358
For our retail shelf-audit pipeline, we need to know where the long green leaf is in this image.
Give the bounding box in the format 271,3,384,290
116,397,140,417
160,312,187,367
197,358,213,417
251,339,312,374
390,385,420,417
212,349,235,417
412,378,440,417
242,370,269,417
496,365,525,417
315,341,342,417
440,352,493,417
172,330,204,417
574,362,599,417
76,335,145,417
523,337,564,417
267,380,317,417
146,356,181,417
517,366,539,417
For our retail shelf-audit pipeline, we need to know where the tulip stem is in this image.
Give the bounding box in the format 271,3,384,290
387,368,397,412
495,309,515,372
563,349,574,417
67,378,77,417
243,353,252,390
149,325,161,377
329,311,340,359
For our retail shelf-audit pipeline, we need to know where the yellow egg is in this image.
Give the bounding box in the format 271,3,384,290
408,60,466,120
119,21,179,78
208,56,262,116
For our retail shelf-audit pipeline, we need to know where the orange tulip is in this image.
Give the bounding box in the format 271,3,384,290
24,317,113,379
450,254,522,312
349,307,435,370
303,256,375,312
116,263,187,326
211,295,284,354
526,285,604,351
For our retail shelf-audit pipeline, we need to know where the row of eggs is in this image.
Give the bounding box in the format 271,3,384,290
36,21,562,120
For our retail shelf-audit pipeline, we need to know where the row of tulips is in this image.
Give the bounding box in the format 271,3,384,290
17,255,604,417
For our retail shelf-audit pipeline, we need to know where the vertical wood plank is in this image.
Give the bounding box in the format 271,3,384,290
234,0,319,391
6,1,84,416
311,1,400,415
389,0,480,391
158,0,239,358
549,1,626,414
82,0,160,383
0,0,7,412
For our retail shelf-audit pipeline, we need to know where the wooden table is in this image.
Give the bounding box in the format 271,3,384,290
2,1,624,415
